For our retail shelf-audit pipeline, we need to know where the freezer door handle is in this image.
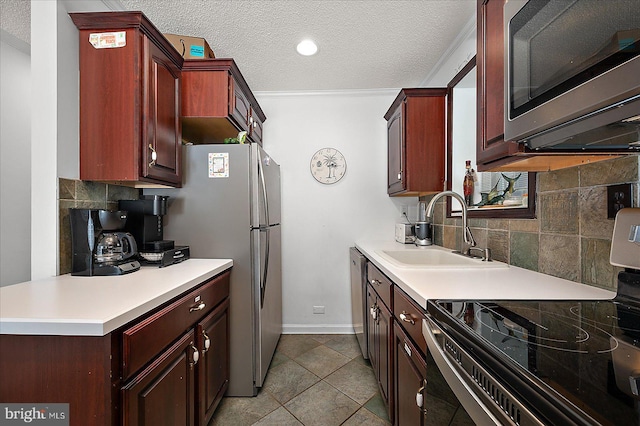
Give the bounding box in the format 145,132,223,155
258,150,270,226
260,227,270,308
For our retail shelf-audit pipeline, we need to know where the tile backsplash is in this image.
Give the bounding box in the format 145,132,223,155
58,178,139,274
425,156,640,291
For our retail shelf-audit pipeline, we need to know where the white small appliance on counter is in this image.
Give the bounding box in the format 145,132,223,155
395,223,415,244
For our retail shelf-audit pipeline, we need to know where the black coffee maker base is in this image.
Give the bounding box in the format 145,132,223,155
92,260,141,276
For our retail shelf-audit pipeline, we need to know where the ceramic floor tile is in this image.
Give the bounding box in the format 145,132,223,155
251,406,303,426
308,334,335,344
341,407,392,426
324,358,378,404
363,392,390,422
284,381,360,426
269,350,290,369
210,390,280,426
276,334,323,359
324,334,363,359
213,335,389,426
262,359,320,404
294,345,350,378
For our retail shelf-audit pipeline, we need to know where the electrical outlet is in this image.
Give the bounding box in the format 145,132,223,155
313,306,325,314
607,183,632,219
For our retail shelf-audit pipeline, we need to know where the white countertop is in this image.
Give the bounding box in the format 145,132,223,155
356,240,616,310
0,258,233,336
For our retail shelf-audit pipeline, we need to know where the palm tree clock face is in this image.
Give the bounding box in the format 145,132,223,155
310,148,346,184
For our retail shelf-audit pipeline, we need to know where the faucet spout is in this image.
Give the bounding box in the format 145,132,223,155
425,190,476,250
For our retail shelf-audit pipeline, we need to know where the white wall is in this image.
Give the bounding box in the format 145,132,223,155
0,33,31,286
256,90,416,333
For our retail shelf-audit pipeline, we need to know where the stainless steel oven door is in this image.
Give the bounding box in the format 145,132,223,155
503,0,640,145
422,317,543,426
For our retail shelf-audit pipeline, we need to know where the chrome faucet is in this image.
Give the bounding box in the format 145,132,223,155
425,190,481,258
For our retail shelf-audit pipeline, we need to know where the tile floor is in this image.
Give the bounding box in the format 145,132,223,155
210,334,391,426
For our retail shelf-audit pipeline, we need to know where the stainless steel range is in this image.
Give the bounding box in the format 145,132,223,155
423,208,640,425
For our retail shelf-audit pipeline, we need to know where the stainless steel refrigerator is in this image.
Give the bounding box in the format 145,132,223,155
146,143,282,396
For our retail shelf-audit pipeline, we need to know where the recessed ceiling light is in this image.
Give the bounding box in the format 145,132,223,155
296,39,318,56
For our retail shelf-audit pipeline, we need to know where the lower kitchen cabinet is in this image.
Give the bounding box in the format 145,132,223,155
0,269,230,426
394,323,427,426
366,263,394,421
122,330,197,426
196,298,230,425
367,284,393,420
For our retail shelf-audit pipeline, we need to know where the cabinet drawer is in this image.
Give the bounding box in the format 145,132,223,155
367,263,392,310
122,271,230,380
393,286,426,356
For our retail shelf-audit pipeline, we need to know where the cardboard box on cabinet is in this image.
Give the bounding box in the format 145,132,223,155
164,33,215,59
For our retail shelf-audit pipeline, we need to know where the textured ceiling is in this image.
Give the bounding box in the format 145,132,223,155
0,0,31,43
0,0,476,92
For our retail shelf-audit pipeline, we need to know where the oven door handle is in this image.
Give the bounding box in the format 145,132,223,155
422,317,501,426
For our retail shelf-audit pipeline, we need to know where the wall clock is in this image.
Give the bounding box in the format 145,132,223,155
310,148,347,184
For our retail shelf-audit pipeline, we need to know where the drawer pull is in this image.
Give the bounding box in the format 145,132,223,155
370,279,381,286
400,312,415,325
189,302,206,312
202,331,211,353
190,343,199,366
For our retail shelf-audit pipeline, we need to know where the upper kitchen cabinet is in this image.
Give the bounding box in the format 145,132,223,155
180,59,266,145
70,12,183,188
385,89,447,196
476,0,635,172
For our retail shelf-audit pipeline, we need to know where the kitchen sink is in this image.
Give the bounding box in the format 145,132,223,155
378,249,508,269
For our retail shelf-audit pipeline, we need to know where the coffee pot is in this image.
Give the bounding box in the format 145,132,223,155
95,232,137,263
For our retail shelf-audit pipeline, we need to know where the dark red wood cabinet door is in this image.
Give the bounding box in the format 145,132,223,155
197,299,230,426
143,37,182,186
378,301,393,419
230,78,251,132
477,0,521,165
122,331,196,426
394,324,427,426
387,105,404,194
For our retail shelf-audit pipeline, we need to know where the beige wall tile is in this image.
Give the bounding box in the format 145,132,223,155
510,232,539,271
487,230,509,263
540,191,579,234
539,234,580,282
579,186,615,239
579,156,638,187
509,219,539,233
581,238,618,290
538,166,579,192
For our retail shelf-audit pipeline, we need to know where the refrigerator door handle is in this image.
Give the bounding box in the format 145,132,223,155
258,151,270,226
261,227,270,308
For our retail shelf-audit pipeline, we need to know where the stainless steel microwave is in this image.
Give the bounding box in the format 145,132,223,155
504,0,640,150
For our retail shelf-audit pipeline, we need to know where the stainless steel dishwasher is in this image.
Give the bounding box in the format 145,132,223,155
350,247,368,359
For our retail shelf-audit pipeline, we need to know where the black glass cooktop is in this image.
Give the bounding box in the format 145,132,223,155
430,295,640,425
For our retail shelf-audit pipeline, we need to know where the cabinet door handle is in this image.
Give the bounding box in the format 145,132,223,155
398,172,402,180
416,379,427,410
370,304,378,321
190,343,199,366
189,301,206,312
148,144,157,167
400,311,415,325
202,331,211,353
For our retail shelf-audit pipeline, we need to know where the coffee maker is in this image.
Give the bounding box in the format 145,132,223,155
119,196,190,267
69,209,140,276
414,201,433,246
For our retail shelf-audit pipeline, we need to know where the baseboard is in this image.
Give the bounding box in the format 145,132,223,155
282,324,355,334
